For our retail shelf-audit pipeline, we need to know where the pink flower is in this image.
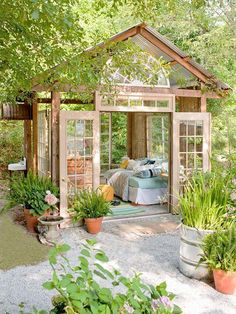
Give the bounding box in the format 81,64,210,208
123,303,134,314
232,179,236,185
228,207,236,212
152,296,173,311
45,192,58,206
230,192,236,201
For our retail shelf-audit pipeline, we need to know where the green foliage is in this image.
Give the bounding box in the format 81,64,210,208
200,225,236,272
111,113,127,165
179,171,230,230
0,121,24,178
68,188,111,220
40,240,182,314
9,172,59,216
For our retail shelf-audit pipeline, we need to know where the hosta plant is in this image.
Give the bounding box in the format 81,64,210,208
41,240,182,314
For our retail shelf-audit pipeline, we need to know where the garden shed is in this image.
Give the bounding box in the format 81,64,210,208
21,23,230,219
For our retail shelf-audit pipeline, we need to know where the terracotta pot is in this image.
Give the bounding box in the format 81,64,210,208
84,217,103,234
24,209,38,233
213,269,236,295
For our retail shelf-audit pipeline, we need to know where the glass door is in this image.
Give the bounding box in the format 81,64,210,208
60,111,100,216
171,112,211,210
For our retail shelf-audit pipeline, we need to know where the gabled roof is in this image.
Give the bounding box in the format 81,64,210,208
91,22,230,90
32,23,231,92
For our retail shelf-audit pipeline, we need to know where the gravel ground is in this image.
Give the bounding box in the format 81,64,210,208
0,217,235,314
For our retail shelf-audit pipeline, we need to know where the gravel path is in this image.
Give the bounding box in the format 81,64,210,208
0,217,235,314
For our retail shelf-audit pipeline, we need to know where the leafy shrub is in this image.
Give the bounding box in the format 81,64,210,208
200,225,236,272
0,120,24,178
179,171,230,230
9,172,59,216
68,188,111,221
41,240,182,314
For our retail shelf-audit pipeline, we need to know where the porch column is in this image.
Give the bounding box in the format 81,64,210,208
32,92,38,173
51,91,60,185
200,95,207,112
24,120,32,171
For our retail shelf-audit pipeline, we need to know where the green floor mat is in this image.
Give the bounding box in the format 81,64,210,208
109,206,145,216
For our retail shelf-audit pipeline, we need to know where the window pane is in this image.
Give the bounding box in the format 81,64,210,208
188,137,195,152
196,137,203,152
180,153,187,168
180,137,187,152
196,120,203,135
180,121,187,136
188,121,195,136
188,154,194,168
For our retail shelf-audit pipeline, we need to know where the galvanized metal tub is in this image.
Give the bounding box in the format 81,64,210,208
179,223,213,280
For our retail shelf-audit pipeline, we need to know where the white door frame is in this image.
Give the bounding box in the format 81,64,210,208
171,112,211,211
59,110,100,218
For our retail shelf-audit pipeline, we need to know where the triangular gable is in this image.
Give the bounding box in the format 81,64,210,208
97,22,230,90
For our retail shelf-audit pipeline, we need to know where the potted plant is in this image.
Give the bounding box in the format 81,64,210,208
178,171,230,280
199,225,236,294
10,172,59,233
68,188,111,234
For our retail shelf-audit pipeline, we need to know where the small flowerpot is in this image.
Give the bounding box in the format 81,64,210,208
24,208,38,233
84,217,103,234
213,269,236,295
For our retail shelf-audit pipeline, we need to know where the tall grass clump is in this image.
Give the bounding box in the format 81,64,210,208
179,171,230,230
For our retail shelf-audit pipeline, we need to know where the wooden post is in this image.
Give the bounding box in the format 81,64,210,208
32,92,38,173
127,113,133,158
24,120,32,171
51,91,60,185
200,95,207,112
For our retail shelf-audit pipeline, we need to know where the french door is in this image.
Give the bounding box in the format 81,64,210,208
60,111,100,217
171,112,211,210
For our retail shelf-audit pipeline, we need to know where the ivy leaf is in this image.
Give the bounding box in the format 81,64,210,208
58,244,71,253
86,239,97,246
80,249,90,257
94,269,107,280
94,263,114,279
60,276,71,288
98,288,112,303
79,256,89,267
66,283,78,294
95,252,109,262
42,281,54,290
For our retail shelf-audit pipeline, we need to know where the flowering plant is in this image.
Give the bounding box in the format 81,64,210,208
9,172,59,217
44,190,59,214
42,240,182,314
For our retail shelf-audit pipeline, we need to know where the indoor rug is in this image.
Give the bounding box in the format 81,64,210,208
109,205,146,216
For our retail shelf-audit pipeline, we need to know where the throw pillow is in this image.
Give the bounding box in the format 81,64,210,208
120,159,129,169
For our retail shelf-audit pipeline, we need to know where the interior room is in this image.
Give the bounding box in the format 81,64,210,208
100,111,170,218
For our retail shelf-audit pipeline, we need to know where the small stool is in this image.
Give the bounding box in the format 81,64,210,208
98,185,114,202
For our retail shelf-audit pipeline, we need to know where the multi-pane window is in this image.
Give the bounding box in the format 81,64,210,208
101,95,171,110
146,114,169,160
66,120,93,195
179,120,204,176
100,113,111,173
38,110,50,177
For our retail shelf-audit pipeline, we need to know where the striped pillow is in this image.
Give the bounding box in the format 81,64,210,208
135,167,162,178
